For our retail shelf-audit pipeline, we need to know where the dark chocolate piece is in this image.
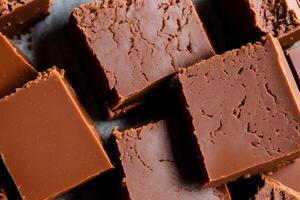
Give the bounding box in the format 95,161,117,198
176,34,300,187
0,32,37,99
0,0,51,37
112,120,230,200
286,44,300,86
214,0,300,48
0,67,112,200
69,0,214,117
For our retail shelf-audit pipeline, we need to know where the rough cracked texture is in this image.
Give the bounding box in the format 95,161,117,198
251,0,300,37
255,178,300,199
0,32,37,99
113,120,230,200
0,0,51,37
177,34,300,186
0,68,112,200
70,0,214,109
214,0,300,48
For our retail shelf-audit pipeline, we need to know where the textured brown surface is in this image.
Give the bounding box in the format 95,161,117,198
0,0,51,37
69,0,214,111
214,0,300,48
255,177,300,200
0,68,112,200
0,32,37,99
113,120,230,200
177,34,300,186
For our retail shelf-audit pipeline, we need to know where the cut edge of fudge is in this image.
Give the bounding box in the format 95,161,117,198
255,176,300,199
0,32,38,98
110,121,231,200
213,0,300,48
175,34,300,187
0,0,52,37
0,66,113,199
69,0,215,119
0,32,34,68
285,43,300,87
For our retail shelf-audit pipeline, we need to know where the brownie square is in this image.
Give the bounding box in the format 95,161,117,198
0,0,51,37
214,0,300,48
176,34,300,186
0,68,112,200
112,120,230,200
69,0,214,116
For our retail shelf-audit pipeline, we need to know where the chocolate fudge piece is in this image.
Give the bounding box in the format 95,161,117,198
69,0,214,116
214,0,300,48
255,159,300,200
0,32,37,98
176,34,300,187
255,178,300,199
112,120,231,200
0,67,112,200
286,44,300,86
0,0,51,37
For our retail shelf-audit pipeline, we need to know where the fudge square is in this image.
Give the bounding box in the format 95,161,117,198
214,0,300,48
70,0,214,113
0,68,112,200
0,32,37,99
177,34,300,187
0,0,51,37
112,120,231,200
255,159,300,199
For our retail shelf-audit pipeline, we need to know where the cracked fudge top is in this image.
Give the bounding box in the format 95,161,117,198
70,0,214,109
177,34,300,187
112,120,230,200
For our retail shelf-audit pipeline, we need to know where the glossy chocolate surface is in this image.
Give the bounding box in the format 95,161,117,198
0,32,37,99
0,68,112,200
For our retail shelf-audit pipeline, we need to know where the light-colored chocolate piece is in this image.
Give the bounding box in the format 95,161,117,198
0,68,112,200
177,34,300,187
0,32,37,98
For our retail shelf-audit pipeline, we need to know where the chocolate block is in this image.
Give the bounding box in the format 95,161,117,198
69,0,214,116
214,0,300,48
255,160,300,200
0,0,51,37
0,32,37,98
0,68,112,200
286,44,300,86
112,120,231,200
176,34,300,186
